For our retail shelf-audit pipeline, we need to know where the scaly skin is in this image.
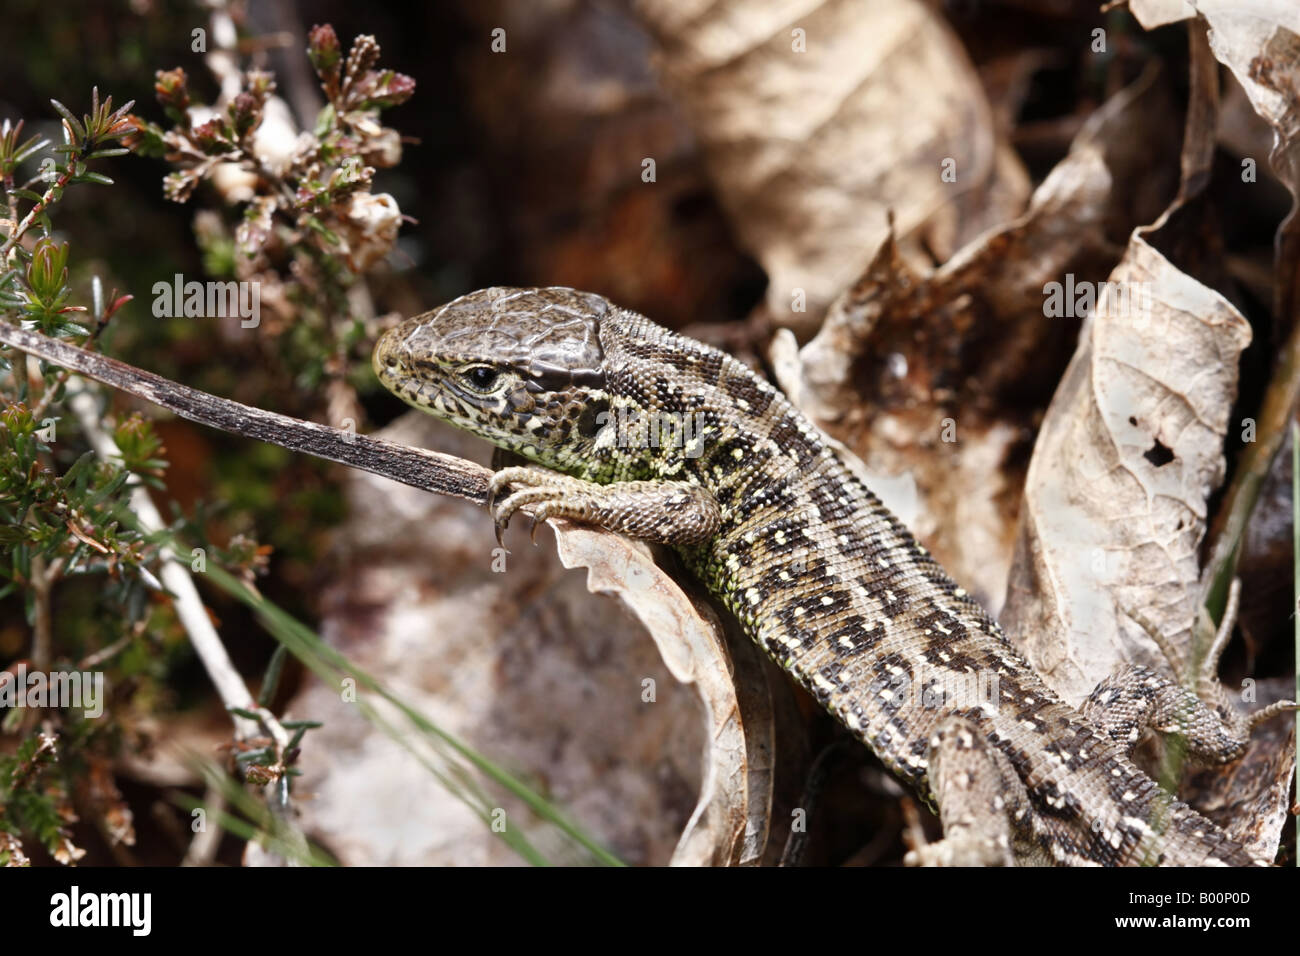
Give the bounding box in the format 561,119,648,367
374,286,1275,866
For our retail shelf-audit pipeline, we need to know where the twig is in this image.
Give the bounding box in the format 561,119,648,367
63,379,260,742
0,168,73,259
181,783,225,867
0,321,492,504
63,375,318,855
78,632,133,670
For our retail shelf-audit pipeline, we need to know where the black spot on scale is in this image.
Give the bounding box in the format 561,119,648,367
770,604,829,651
763,623,820,656
576,397,609,438
767,414,820,468
732,472,801,515
717,534,755,567
805,476,856,524
811,663,851,702
1028,782,1084,822
827,618,886,657
753,557,829,596
652,375,686,414
858,576,911,618
697,349,725,380
660,349,696,375
721,371,774,416
704,434,762,473
762,632,795,662
712,482,738,509
915,604,969,646
865,658,912,718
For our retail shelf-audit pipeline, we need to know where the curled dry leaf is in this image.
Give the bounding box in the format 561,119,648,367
1001,233,1250,701
550,525,774,866
1129,0,1300,316
1129,0,1299,189
1185,678,1296,858
635,0,1029,333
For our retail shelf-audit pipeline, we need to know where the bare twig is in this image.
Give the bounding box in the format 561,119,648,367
63,379,261,742
181,783,225,867
0,320,492,504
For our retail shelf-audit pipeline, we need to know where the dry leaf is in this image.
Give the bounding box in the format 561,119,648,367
551,525,774,866
1186,678,1296,858
635,0,1029,333
1001,233,1251,701
1129,0,1300,318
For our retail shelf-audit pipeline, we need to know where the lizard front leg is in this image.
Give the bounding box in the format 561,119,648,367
487,466,721,547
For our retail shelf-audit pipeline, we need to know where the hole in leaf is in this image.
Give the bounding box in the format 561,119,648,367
1144,439,1174,467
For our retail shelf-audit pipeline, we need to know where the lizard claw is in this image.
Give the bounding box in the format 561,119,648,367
529,504,555,545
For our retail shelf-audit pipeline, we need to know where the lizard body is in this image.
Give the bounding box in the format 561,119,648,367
374,286,1284,866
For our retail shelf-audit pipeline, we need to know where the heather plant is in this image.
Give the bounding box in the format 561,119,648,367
0,20,416,866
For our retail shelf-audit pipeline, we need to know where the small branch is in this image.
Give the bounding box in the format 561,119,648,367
0,168,72,259
28,553,53,673
181,783,225,867
64,379,260,742
78,632,133,670
0,321,492,505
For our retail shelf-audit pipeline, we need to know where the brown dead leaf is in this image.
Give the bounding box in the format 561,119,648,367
1002,233,1251,701
552,526,774,866
635,0,1029,334
1130,0,1300,321
1186,678,1296,857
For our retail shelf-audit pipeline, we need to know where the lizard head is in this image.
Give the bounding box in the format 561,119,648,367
373,286,614,473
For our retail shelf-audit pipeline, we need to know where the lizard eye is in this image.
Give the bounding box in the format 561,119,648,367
463,365,500,391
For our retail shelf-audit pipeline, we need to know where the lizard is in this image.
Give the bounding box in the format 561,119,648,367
373,285,1295,866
